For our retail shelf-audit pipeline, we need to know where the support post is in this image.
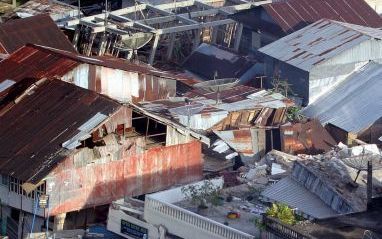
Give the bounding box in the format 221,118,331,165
86,32,96,56
193,29,201,50
166,33,176,60
97,33,107,56
211,27,218,44
72,26,81,50
53,213,66,232
367,161,373,208
148,34,160,65
234,23,243,51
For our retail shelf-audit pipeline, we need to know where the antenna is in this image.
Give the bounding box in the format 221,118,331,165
194,77,240,104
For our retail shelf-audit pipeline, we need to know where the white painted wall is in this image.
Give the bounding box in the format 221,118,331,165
107,206,159,239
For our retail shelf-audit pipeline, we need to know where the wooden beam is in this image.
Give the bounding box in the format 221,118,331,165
166,33,176,60
157,18,236,34
148,34,160,65
234,23,243,51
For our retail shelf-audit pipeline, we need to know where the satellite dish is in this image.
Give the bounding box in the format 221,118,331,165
169,102,206,128
341,151,382,183
194,78,239,104
194,78,240,92
116,33,153,51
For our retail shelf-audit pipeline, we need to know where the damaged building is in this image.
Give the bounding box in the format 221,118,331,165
258,19,382,105
302,62,382,146
0,43,183,103
0,78,203,238
60,0,271,65
230,0,382,52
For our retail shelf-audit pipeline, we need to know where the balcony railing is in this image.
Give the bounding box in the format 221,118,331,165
145,196,255,239
263,216,315,239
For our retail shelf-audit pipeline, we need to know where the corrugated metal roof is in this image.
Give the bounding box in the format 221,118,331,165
302,61,382,134
259,19,382,71
182,43,256,80
0,14,77,54
0,44,179,98
261,177,338,219
262,0,382,33
0,79,120,183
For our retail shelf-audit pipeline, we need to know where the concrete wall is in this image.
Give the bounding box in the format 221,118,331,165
46,141,203,216
107,206,159,239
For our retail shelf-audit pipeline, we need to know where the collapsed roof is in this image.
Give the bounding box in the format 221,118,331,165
0,79,121,183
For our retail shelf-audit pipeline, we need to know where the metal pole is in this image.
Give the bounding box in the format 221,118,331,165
30,195,39,237
105,0,108,28
46,198,50,238
78,0,81,20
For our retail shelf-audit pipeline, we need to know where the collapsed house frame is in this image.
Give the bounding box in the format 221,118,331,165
62,0,270,65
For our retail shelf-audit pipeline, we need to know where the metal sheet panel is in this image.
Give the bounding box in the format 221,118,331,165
302,62,382,134
261,177,338,219
47,141,203,216
259,19,382,71
0,14,77,54
262,0,382,34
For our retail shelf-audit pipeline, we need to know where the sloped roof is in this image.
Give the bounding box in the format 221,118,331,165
261,177,338,219
0,14,76,54
258,19,382,71
0,44,178,99
232,0,382,34
0,79,120,183
302,61,382,134
182,43,255,80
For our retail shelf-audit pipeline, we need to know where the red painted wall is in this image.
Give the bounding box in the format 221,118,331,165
46,141,202,216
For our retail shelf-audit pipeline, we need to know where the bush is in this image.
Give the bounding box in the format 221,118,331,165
181,181,221,208
266,203,296,225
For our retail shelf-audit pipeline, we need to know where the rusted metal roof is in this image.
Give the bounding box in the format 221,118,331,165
0,14,77,54
259,19,382,71
0,44,180,99
235,0,382,34
6,44,178,78
280,119,337,154
0,79,121,183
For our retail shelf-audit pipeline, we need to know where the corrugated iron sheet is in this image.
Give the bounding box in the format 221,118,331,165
280,119,337,154
47,141,202,216
182,43,256,80
261,177,338,219
259,19,382,71
302,62,382,135
0,80,121,183
0,44,178,102
263,0,382,34
0,14,76,54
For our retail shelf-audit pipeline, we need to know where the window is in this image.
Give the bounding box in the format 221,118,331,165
1,174,8,186
8,176,46,199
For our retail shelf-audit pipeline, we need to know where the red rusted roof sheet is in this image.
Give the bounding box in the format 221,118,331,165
264,0,382,33
0,79,121,183
280,119,337,154
0,14,76,54
234,0,382,34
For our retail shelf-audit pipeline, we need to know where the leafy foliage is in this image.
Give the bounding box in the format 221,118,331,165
181,181,221,208
266,203,296,225
286,106,303,122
